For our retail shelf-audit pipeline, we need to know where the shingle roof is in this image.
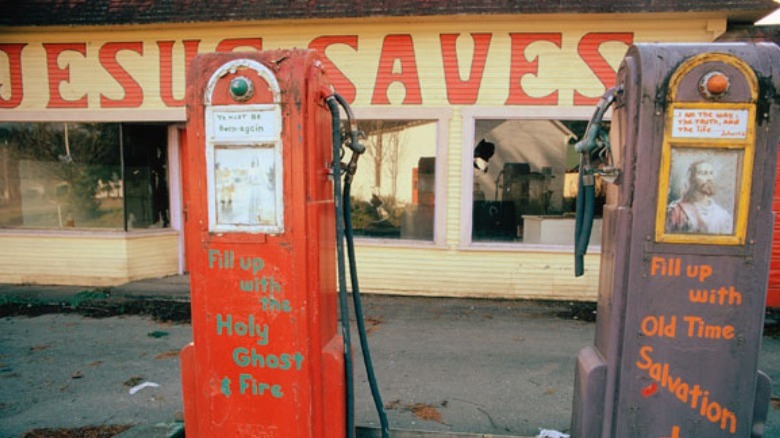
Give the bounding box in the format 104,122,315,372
0,0,776,27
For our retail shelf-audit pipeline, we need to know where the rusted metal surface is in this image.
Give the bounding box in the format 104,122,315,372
769,156,780,307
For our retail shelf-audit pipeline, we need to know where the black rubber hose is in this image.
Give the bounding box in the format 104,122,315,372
574,168,584,276
574,157,596,277
333,93,363,154
343,181,390,438
326,96,355,438
333,92,390,438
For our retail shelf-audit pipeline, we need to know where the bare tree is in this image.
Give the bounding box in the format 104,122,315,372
362,120,386,189
361,120,407,199
384,127,407,199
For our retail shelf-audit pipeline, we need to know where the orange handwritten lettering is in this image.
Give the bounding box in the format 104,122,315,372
650,256,681,277
641,315,677,338
685,264,712,282
689,286,742,306
662,425,680,438
682,316,735,340
636,346,737,434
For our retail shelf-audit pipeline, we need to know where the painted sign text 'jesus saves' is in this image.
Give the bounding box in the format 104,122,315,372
0,32,632,109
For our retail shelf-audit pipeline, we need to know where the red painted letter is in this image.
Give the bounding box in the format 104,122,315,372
372,34,422,105
505,33,561,105
574,32,633,106
0,43,26,108
216,38,263,52
44,43,88,108
308,35,358,103
440,33,491,105
99,42,144,108
158,40,200,107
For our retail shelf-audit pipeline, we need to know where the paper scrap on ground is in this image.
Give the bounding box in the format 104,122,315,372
129,381,161,395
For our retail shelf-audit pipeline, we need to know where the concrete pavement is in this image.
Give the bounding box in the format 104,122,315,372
1,275,780,437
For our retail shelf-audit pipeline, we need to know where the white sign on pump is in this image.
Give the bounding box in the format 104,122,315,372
211,109,278,142
671,109,749,139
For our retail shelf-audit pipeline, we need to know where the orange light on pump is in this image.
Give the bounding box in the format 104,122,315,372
699,71,730,99
707,73,729,94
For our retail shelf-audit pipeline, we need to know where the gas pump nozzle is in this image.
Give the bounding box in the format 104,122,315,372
332,93,365,185
574,86,621,277
343,132,365,185
574,85,622,181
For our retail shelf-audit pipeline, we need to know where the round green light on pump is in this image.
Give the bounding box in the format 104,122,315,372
229,76,254,102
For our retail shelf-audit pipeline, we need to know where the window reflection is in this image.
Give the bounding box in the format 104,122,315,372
0,123,169,231
471,119,604,244
349,119,437,240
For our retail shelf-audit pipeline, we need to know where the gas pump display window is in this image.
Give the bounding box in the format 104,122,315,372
347,119,437,241
205,104,283,234
663,147,742,236
471,118,600,244
213,146,277,227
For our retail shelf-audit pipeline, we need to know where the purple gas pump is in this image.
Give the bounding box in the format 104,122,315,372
572,43,780,438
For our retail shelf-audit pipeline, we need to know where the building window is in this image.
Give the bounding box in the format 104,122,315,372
349,119,438,241
0,122,169,231
470,118,604,245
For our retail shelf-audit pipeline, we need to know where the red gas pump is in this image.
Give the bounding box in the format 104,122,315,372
179,49,386,437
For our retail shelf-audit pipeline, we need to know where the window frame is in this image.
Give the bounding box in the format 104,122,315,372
349,107,450,247
460,106,605,251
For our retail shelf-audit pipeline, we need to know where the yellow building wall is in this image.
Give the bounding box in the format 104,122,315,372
353,244,600,300
125,232,180,281
0,14,724,297
0,231,178,286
